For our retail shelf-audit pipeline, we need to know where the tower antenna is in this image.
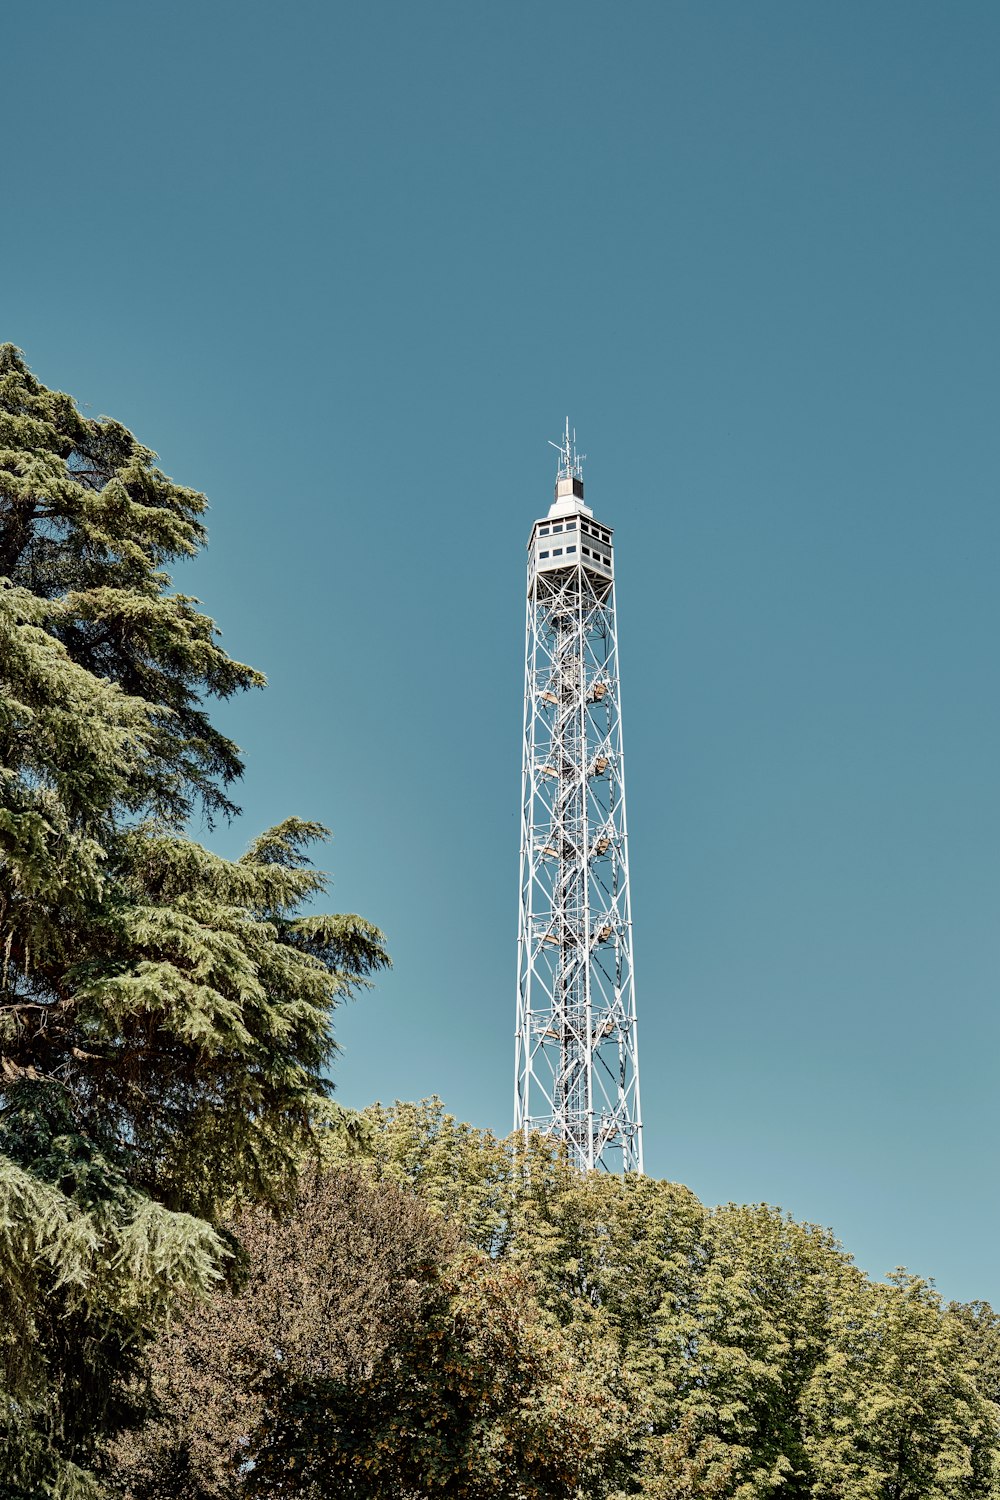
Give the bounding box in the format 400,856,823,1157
548,416,586,481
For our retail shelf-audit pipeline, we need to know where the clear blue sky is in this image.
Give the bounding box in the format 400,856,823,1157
5,1,999,1303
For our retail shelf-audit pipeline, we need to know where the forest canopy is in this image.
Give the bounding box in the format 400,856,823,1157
106,1100,1000,1500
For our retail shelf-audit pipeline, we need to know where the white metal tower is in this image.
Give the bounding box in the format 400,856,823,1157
515,422,643,1173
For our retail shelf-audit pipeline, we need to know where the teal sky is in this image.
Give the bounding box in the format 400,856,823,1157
5,2,1000,1303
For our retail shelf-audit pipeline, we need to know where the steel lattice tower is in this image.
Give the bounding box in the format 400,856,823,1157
515,423,643,1173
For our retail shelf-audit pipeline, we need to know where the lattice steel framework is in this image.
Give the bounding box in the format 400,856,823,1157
514,428,643,1173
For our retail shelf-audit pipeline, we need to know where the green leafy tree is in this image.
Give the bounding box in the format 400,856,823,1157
507,1165,716,1498
675,1204,863,1499
639,1414,739,1500
343,1096,521,1255
0,347,388,1496
949,1299,1000,1409
802,1271,998,1499
346,1102,725,1497
342,1103,1000,1500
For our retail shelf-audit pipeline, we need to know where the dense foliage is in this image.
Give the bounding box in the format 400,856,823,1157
105,1167,633,1499
0,348,388,1496
108,1101,1000,1499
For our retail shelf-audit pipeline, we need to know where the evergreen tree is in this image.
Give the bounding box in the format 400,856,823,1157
0,347,388,1496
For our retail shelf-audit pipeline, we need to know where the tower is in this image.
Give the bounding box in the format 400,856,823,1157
515,423,643,1173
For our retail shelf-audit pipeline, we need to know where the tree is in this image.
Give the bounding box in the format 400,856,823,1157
802,1271,998,1499
344,1101,734,1497
106,1168,635,1500
639,1414,739,1500
0,347,388,1496
948,1299,1000,1410
340,1096,528,1255
340,1103,1000,1500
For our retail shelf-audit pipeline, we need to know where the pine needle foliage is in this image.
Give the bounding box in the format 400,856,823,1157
0,347,389,1496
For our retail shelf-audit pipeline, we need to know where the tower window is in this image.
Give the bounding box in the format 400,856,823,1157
552,547,563,556
566,545,577,554
539,550,550,559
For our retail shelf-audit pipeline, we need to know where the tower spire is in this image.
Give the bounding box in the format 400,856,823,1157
549,417,585,482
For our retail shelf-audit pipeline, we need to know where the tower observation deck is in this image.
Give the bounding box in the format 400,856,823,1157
515,424,643,1173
